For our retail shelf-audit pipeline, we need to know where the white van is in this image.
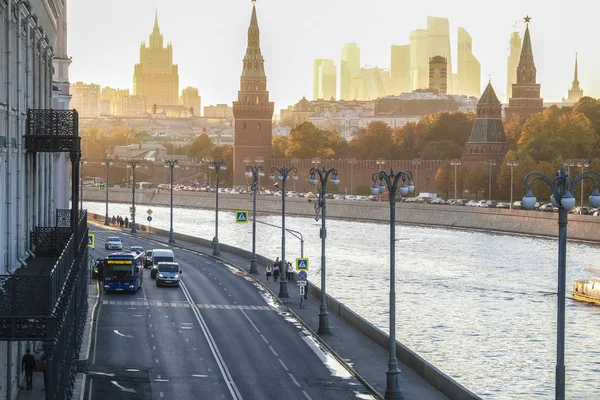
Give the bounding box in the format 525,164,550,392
150,249,174,279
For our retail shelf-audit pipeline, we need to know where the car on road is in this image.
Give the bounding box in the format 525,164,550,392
143,250,153,268
155,262,182,287
130,246,144,255
92,258,104,279
150,249,175,279
538,203,554,212
104,236,123,250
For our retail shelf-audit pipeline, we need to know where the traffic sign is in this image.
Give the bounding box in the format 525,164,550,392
299,286,305,296
88,233,95,248
235,210,249,224
147,209,153,215
98,184,106,192
297,281,307,286
147,216,153,222
129,206,136,214
295,258,309,271
297,271,307,281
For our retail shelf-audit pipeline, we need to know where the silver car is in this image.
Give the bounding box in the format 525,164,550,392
104,237,123,250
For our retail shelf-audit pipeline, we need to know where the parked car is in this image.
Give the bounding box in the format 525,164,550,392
512,201,523,210
92,258,104,279
104,236,123,250
143,250,153,268
495,202,511,209
538,203,554,212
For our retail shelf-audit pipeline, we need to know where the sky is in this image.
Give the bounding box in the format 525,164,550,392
68,0,598,115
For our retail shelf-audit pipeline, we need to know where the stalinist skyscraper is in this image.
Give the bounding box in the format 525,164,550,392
133,12,179,108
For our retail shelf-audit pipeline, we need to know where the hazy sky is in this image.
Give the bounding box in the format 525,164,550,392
69,0,597,114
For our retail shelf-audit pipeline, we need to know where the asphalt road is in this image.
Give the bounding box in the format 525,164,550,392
86,226,377,400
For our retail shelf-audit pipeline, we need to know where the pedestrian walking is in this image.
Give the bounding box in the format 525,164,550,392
286,261,294,281
21,348,35,390
124,217,129,228
266,264,273,281
112,215,116,224
273,263,280,282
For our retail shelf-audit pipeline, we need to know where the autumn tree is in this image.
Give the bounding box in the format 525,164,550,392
272,135,288,157
421,140,463,160
434,162,466,199
573,97,600,138
189,133,215,159
503,113,523,150
348,121,397,160
463,163,487,200
413,112,475,155
393,122,418,159
285,122,342,159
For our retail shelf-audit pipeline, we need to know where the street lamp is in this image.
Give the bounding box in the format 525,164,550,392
376,158,386,200
411,158,422,193
209,159,227,256
450,159,461,203
348,158,358,195
126,159,144,233
484,159,497,200
164,159,180,243
245,162,265,274
270,165,298,298
101,157,113,225
564,159,576,176
79,157,87,209
309,167,340,335
311,158,321,193
577,159,590,213
507,159,519,209
371,168,414,400
523,167,600,400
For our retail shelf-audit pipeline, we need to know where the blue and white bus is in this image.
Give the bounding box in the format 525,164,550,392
103,252,144,292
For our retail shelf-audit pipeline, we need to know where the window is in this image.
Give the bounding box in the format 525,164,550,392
256,96,260,105
243,122,247,129
257,123,261,130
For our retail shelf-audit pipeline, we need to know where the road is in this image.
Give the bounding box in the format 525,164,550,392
86,225,377,400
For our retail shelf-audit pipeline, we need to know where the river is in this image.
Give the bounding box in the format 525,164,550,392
85,200,600,399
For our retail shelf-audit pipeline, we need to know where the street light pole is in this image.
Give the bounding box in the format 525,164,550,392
101,157,113,225
126,159,143,233
310,167,340,335
311,158,321,193
80,157,87,209
371,168,414,400
450,159,461,203
270,166,299,298
523,167,600,400
411,158,422,194
484,159,496,200
209,159,226,256
348,158,357,195
164,159,180,243
245,162,265,274
577,159,589,214
507,159,519,209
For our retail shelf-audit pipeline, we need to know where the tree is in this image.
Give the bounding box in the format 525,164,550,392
574,97,600,137
348,121,396,160
503,113,522,150
272,135,288,157
464,163,487,200
421,140,463,160
285,122,341,159
413,112,475,154
393,123,418,159
209,145,233,186
434,163,453,199
189,133,214,159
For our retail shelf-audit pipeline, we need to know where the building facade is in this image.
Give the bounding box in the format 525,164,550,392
457,28,481,98
204,104,234,120
506,30,522,101
409,29,428,91
180,86,202,116
70,82,100,118
463,82,508,162
313,59,336,100
565,54,584,103
427,17,452,93
505,19,544,121
101,86,130,116
340,43,361,100
133,12,179,108
232,2,274,187
390,44,411,95
429,56,448,95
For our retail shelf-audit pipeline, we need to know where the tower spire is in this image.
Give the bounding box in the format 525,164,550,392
153,10,160,32
241,1,265,77
516,17,536,84
573,53,579,84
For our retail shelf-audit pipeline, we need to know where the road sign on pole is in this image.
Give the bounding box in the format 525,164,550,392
295,258,309,272
88,233,95,248
129,206,136,214
235,210,249,224
98,184,106,192
147,209,153,215
297,281,307,286
147,216,152,222
297,271,307,281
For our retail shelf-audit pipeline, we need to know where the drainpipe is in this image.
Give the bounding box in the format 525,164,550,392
25,13,34,255
6,0,15,276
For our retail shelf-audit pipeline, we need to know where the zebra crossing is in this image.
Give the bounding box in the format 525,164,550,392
101,299,274,311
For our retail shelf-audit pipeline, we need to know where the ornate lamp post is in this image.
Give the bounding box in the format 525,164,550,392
450,159,461,203
309,167,340,334
523,167,600,400
348,158,358,195
209,159,227,256
311,158,321,193
245,162,265,274
507,159,519,209
577,159,589,213
411,158,422,193
126,159,144,233
79,157,87,209
270,166,298,298
484,159,497,200
376,158,386,200
564,159,576,176
101,157,113,225
371,168,414,400
164,159,180,243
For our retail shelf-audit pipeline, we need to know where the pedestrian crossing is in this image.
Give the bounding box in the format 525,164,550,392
101,299,274,311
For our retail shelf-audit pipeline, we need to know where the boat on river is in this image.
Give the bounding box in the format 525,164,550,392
572,268,600,305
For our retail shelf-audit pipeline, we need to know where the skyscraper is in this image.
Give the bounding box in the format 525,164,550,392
232,1,274,187
428,56,448,95
410,29,428,90
180,87,201,116
506,30,522,101
313,59,337,100
427,17,452,92
565,54,584,102
390,45,411,94
340,43,360,100
70,82,100,118
133,12,179,108
506,17,544,121
457,28,481,98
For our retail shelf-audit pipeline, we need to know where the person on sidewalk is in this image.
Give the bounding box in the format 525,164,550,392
21,348,35,389
286,261,294,281
273,263,280,282
124,217,129,228
266,264,273,281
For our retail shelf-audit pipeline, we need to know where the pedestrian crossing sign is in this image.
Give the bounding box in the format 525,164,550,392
98,184,106,192
296,258,309,271
88,234,95,248
235,210,249,224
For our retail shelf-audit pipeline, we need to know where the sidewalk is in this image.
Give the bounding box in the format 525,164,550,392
93,221,451,400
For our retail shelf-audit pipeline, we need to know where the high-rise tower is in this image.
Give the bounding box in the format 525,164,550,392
232,1,274,187
506,30,522,101
340,43,361,100
390,45,411,94
427,17,452,92
313,59,337,100
428,56,448,95
457,28,481,98
133,11,179,108
565,54,584,102
505,16,544,121
409,29,428,90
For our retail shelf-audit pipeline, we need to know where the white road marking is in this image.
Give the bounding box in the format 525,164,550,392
192,374,208,378
181,322,194,325
151,334,154,338
269,346,278,357
302,390,313,400
131,314,143,317
180,280,243,400
152,346,156,350
111,381,137,393
126,369,139,372
180,327,193,330
155,359,159,364
288,373,301,387
260,334,269,344
113,330,133,338
240,310,260,333
278,359,289,371
160,393,164,398
88,371,115,377
155,379,169,382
